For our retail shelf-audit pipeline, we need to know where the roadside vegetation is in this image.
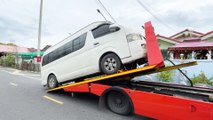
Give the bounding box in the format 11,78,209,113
157,68,174,82
0,54,15,67
191,71,213,87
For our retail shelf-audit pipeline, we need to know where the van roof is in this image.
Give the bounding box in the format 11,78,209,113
44,21,112,55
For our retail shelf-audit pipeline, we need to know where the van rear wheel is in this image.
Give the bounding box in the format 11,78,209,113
48,74,58,89
100,53,121,74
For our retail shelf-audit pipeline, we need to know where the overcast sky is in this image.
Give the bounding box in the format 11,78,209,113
0,0,213,48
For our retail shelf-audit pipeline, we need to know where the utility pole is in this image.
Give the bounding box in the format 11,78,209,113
37,0,43,58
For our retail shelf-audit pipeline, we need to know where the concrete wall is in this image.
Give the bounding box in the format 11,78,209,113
206,37,213,42
158,40,174,50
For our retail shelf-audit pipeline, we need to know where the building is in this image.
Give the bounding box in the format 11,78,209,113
157,29,213,59
0,44,30,57
168,38,213,60
156,29,213,78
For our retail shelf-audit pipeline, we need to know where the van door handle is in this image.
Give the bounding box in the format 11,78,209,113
93,42,100,46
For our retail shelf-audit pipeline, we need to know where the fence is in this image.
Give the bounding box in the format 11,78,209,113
20,62,40,72
0,60,40,72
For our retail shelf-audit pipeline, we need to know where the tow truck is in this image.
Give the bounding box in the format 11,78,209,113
47,21,213,120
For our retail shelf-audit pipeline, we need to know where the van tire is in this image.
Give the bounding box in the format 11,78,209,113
100,53,121,74
47,74,58,89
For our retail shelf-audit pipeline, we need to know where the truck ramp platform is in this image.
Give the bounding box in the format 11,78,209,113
48,61,197,92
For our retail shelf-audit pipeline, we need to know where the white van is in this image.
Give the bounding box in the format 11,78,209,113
41,21,147,88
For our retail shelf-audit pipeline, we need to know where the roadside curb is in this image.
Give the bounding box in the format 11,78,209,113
0,66,40,74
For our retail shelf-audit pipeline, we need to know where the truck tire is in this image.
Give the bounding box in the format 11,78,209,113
106,91,132,115
47,74,58,89
100,53,121,74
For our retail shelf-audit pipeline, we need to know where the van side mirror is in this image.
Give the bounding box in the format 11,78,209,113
109,24,120,32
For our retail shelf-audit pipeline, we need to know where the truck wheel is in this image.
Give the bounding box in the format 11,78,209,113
100,53,121,74
48,74,58,89
106,91,132,115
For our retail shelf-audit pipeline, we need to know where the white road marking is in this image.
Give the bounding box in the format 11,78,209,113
9,82,18,87
43,95,64,105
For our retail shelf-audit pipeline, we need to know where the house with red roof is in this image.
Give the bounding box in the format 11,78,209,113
0,44,51,57
0,44,31,57
169,29,204,42
157,29,213,60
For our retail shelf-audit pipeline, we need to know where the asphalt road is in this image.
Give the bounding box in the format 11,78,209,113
0,66,154,120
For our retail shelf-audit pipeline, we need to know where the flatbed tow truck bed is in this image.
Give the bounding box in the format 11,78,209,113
46,21,213,120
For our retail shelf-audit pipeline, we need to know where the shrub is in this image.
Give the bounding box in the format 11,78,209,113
1,54,15,67
191,71,213,86
157,69,174,82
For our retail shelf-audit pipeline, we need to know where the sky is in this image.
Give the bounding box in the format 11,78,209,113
0,0,213,48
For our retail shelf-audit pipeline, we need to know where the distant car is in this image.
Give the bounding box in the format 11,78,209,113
41,21,147,88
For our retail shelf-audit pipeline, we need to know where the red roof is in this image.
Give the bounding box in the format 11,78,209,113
168,40,213,50
0,45,30,53
170,29,204,38
156,34,181,43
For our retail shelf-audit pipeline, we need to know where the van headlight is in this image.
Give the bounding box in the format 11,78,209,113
126,34,142,42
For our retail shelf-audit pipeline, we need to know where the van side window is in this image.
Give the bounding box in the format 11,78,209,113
92,24,110,39
57,46,65,58
64,40,73,56
42,54,48,66
51,51,58,62
73,33,87,51
42,33,87,66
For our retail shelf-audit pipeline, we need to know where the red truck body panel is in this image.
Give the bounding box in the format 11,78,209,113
62,83,213,120
63,84,89,93
128,88,213,120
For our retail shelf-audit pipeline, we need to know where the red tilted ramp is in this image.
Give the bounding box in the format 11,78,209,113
145,21,164,68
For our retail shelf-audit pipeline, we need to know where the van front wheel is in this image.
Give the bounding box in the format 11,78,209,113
100,53,121,74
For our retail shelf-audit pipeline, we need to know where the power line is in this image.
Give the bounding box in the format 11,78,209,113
136,0,176,32
96,0,117,23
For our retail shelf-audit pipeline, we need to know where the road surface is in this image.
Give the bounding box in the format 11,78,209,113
0,66,154,120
